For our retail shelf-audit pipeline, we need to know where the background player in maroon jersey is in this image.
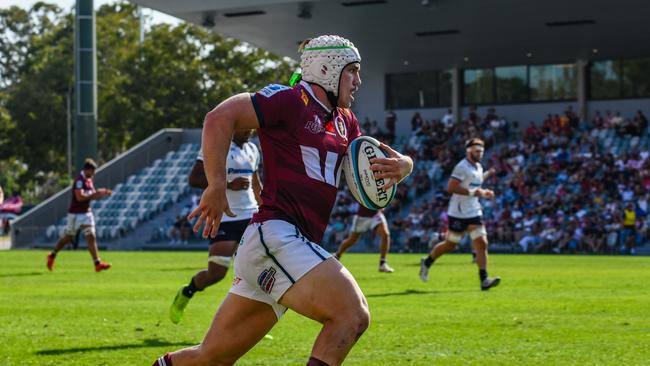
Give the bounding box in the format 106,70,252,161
152,35,413,366
334,206,394,273
46,158,112,272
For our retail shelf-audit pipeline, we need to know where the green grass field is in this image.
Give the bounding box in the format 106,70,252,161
1,251,649,365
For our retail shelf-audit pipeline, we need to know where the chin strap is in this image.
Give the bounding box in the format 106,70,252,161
325,91,338,113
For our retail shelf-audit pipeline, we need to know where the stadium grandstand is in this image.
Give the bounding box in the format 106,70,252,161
9,0,650,257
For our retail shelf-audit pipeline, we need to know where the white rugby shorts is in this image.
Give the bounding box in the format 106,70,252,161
64,212,96,236
230,220,332,319
351,212,387,234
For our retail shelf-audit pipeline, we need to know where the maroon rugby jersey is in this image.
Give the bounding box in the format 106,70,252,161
68,172,94,213
250,81,361,243
357,206,380,218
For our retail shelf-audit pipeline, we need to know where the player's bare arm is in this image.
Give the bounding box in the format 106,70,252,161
447,178,494,199
252,171,263,205
482,167,496,181
369,142,414,189
74,188,110,202
227,177,251,191
188,93,260,238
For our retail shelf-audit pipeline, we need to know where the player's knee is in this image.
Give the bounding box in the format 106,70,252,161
339,302,370,340
206,265,228,285
443,240,458,252
357,305,371,336
348,305,370,340
474,236,488,248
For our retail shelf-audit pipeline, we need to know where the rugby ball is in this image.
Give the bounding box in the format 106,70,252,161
342,136,397,209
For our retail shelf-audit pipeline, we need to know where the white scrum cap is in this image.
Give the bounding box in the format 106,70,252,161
299,35,361,97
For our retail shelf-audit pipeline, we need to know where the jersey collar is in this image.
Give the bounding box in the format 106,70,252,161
464,158,479,169
299,80,332,113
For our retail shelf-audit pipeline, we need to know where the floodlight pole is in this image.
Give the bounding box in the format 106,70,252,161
74,0,97,171
138,6,145,45
66,87,72,178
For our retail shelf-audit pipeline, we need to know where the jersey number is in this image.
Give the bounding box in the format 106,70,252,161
300,146,341,187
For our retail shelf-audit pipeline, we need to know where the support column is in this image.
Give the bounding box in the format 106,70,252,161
576,59,588,122
75,0,97,171
451,67,461,124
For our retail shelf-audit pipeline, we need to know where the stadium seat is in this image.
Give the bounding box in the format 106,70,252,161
45,142,198,243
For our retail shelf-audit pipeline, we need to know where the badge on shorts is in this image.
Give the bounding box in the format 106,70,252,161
257,267,277,294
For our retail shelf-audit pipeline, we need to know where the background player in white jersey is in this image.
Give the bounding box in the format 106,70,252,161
419,138,500,290
334,206,394,273
169,129,261,324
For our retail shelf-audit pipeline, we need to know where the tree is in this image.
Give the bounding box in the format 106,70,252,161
0,1,295,204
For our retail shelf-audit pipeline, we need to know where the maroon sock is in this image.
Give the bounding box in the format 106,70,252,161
307,356,330,366
152,353,173,366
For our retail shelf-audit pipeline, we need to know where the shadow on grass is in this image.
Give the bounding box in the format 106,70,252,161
403,260,474,268
367,288,475,298
36,338,194,355
155,267,202,271
367,289,433,297
0,271,43,278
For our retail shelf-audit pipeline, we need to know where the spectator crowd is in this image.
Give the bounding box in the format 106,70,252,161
323,107,649,256
158,106,649,256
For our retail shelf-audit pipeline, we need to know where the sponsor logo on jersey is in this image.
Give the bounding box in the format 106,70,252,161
305,115,325,134
335,115,347,139
259,84,290,98
257,267,277,294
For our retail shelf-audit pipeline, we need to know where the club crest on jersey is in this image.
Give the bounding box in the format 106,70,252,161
334,115,347,139
305,115,325,134
257,267,277,294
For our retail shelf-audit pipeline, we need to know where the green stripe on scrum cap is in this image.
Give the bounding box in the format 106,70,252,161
304,45,354,51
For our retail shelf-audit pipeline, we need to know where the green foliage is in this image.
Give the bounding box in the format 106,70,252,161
0,1,295,203
1,252,650,365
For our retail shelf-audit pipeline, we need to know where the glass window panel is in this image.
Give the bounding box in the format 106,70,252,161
385,71,443,109
554,64,577,100
418,71,438,108
438,70,452,107
623,58,650,97
530,65,553,101
495,65,528,103
386,73,420,109
590,60,622,99
463,68,494,104
530,64,576,101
